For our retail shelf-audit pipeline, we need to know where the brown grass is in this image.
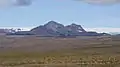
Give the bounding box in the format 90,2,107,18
0,35,120,67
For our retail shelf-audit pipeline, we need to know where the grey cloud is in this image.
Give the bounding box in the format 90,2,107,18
0,0,32,7
75,0,120,5
14,0,32,6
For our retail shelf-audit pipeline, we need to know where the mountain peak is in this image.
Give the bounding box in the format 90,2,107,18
66,23,86,32
44,21,64,32
70,23,82,27
46,21,58,25
71,23,78,26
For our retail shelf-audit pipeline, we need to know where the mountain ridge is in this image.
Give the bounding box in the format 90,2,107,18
30,21,107,36
30,21,88,36
1,21,110,36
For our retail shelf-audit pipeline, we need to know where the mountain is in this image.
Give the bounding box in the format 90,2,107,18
6,21,107,37
30,21,103,36
64,23,86,36
66,23,86,33
44,21,64,32
31,21,65,36
30,21,88,36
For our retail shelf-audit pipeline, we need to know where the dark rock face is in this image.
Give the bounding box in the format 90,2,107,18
44,21,65,32
30,21,102,36
65,23,86,36
31,21,65,36
66,23,86,33
31,26,51,36
30,21,87,36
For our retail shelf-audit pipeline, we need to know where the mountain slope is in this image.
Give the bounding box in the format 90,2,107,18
7,21,106,36
30,21,100,36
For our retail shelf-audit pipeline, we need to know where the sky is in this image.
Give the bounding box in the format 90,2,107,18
0,0,120,33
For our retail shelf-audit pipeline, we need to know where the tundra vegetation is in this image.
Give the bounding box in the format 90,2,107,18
0,35,120,67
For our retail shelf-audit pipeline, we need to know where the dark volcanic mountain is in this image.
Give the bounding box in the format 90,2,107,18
66,23,86,33
30,21,88,36
7,21,106,36
31,21,65,36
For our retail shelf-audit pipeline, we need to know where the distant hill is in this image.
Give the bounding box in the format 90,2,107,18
30,21,106,37
5,20,110,37
0,29,16,35
30,21,87,36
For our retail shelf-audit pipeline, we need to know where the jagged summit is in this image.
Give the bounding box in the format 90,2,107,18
44,21,64,32
66,23,86,33
45,21,59,25
71,23,78,26
30,21,87,36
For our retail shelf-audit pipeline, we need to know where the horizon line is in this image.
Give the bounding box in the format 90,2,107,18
0,27,120,33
